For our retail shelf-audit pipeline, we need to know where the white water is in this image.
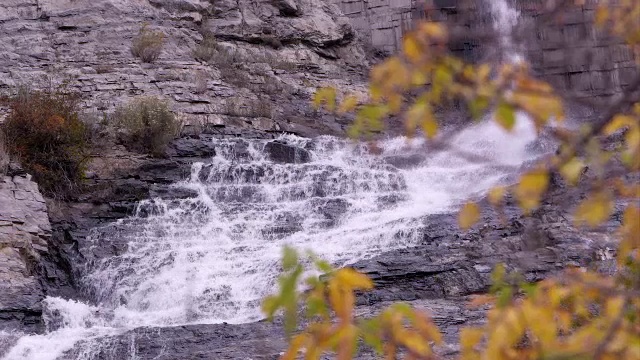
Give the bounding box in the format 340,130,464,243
2,114,546,360
2,2,532,359
489,0,523,63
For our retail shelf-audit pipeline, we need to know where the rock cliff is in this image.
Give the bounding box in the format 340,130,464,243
0,0,368,137
0,170,51,333
331,0,638,101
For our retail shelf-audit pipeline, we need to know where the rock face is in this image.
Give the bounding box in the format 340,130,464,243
331,0,638,101
0,171,51,333
0,0,367,137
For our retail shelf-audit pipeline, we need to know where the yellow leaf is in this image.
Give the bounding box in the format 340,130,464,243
336,268,374,290
460,328,484,352
313,87,337,111
559,157,585,185
603,114,636,135
605,296,625,317
515,169,549,212
512,92,564,126
338,95,359,114
413,312,442,344
477,63,491,81
618,205,640,263
469,294,495,308
459,202,480,229
595,7,609,26
419,22,446,40
282,333,307,360
488,187,506,206
574,190,614,228
401,332,431,357
403,35,422,63
421,117,438,139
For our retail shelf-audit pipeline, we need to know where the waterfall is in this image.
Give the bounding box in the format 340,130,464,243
1,115,545,360
489,0,523,62
1,2,538,360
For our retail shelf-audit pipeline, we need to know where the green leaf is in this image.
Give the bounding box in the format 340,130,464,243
469,97,489,120
282,246,299,271
262,295,280,319
495,101,516,131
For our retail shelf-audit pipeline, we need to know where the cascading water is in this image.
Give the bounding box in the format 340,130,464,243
2,1,534,359
489,0,523,63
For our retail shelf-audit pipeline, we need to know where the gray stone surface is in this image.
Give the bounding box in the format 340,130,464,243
331,0,638,100
0,173,51,333
0,0,369,137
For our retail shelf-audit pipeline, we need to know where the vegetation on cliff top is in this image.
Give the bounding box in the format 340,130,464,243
265,0,640,359
112,96,182,157
1,87,88,197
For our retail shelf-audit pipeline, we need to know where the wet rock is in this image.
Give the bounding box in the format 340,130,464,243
167,136,217,158
310,197,350,226
384,153,426,169
264,141,311,164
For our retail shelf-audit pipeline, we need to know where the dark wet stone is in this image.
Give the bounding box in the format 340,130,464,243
384,153,426,169
264,141,311,164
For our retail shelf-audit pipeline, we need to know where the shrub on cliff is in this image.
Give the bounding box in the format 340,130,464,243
112,96,181,157
131,24,165,63
1,87,88,197
0,131,9,175
192,33,219,63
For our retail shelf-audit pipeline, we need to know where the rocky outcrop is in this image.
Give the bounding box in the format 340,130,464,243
332,0,638,101
0,0,368,137
0,170,51,333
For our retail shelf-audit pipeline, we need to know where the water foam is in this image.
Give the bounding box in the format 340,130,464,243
2,113,543,359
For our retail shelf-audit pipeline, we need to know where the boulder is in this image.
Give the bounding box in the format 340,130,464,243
264,141,311,164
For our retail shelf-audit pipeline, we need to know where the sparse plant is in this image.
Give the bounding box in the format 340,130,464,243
261,35,283,49
93,64,115,74
112,96,181,157
194,70,209,94
219,66,252,88
131,24,165,63
192,34,219,63
1,87,88,197
224,97,272,118
0,130,9,175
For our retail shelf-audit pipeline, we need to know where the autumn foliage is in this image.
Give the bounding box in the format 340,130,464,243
266,0,640,359
1,87,88,197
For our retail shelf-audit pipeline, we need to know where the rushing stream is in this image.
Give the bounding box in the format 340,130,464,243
1,1,537,359
2,114,548,360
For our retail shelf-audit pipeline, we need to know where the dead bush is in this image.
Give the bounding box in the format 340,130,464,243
219,66,252,88
0,130,9,175
192,34,219,63
224,98,272,118
1,87,88,197
112,97,181,157
131,25,166,63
